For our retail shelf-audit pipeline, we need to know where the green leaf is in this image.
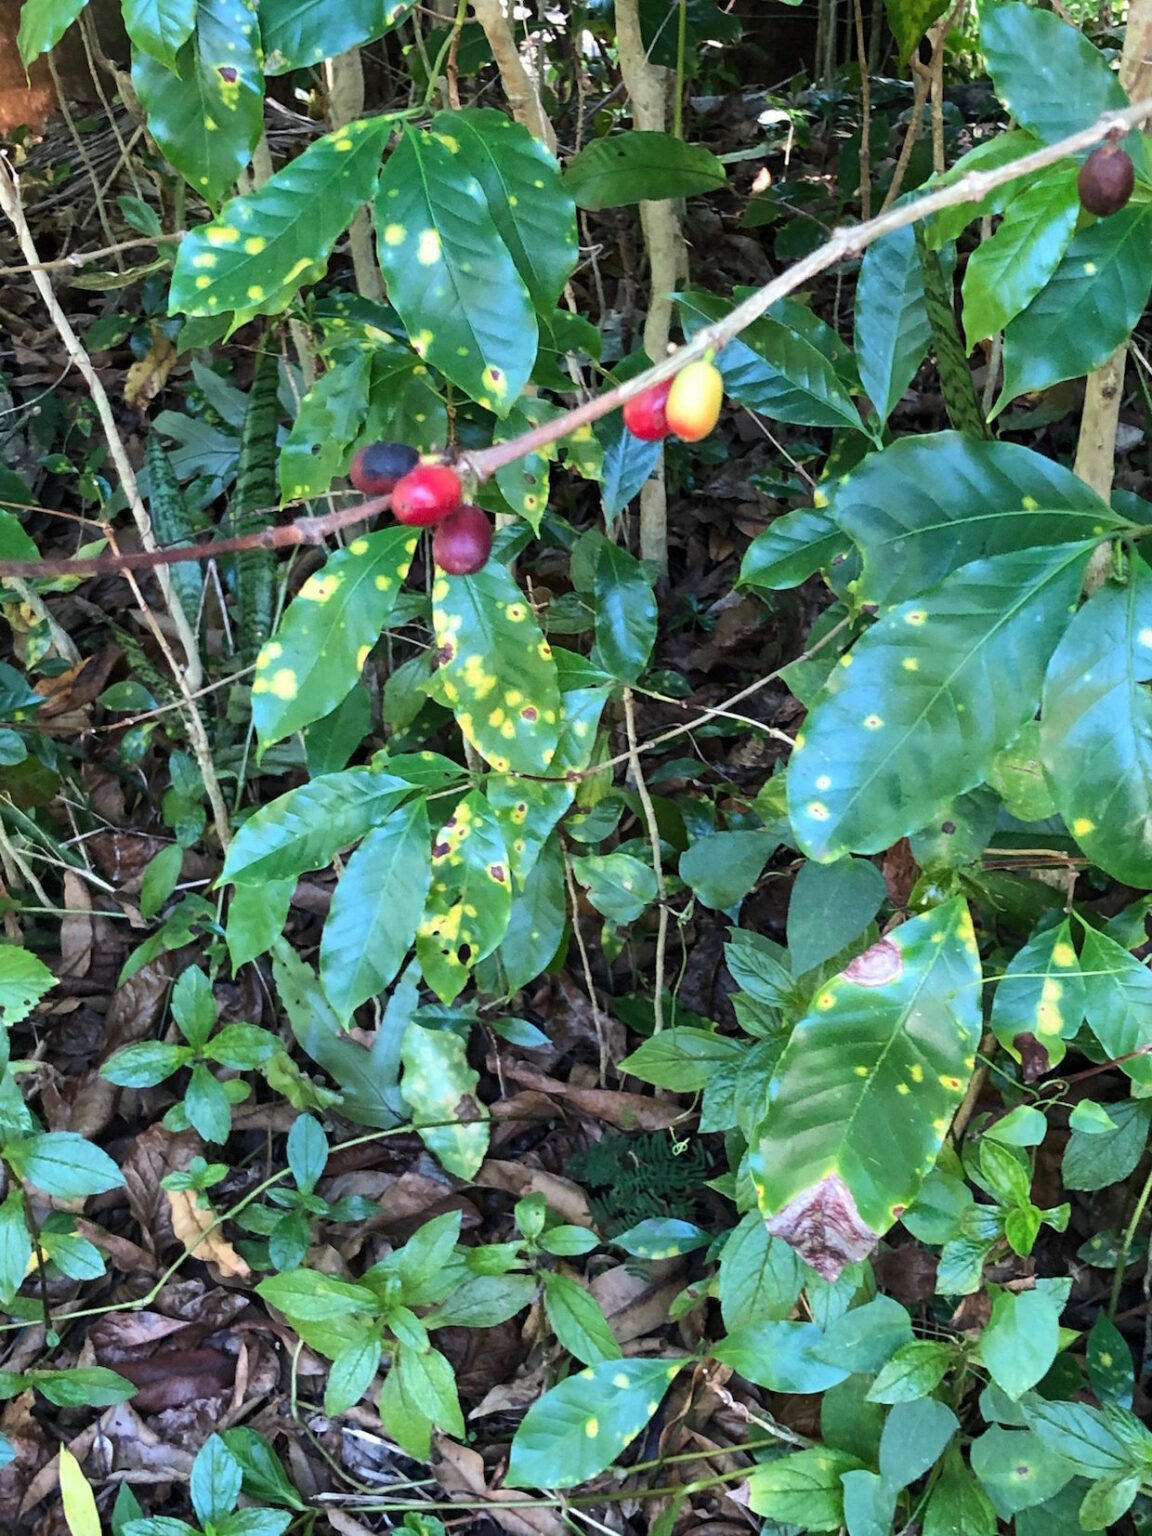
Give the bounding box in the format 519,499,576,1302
257,1268,376,1327
324,1327,382,1416
6,1133,124,1199
400,1020,489,1176
718,1212,805,1329
879,1397,959,1489
226,877,294,970
132,0,264,208
416,790,511,1003
29,1366,137,1407
375,126,536,413
429,563,560,775
923,1445,998,1536
679,830,775,911
1042,563,1152,886
611,1218,711,1259
1079,1475,1141,1531
171,116,392,327
542,1272,621,1365
564,132,726,209
320,801,431,1022
279,353,370,502
498,834,567,993
739,502,848,592
1063,1097,1152,1191
786,857,887,975
0,944,55,1027
102,1041,189,1088
827,433,1119,608
570,851,658,925
961,168,1080,347
0,1191,30,1306
680,291,865,433
595,408,662,523
1078,926,1152,1089
885,0,948,60
618,1025,743,1090
990,918,1083,1073
222,768,415,887
17,0,87,61
979,3,1128,144
998,207,1152,411
812,1295,914,1374
842,1469,898,1536
867,1340,956,1404
506,1357,684,1489
191,1435,242,1525
970,1427,1074,1518
434,108,578,313
983,1104,1048,1147
591,541,657,684
980,1280,1070,1399
788,542,1093,861
426,1273,537,1327
854,225,931,427
926,130,1043,250
747,1447,864,1529
751,899,981,1266
396,1345,464,1439
221,1428,306,1512
122,0,196,69
1021,1398,1140,1480
714,1319,850,1393
262,0,410,72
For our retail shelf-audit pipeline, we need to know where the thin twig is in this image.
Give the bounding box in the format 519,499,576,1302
624,687,669,1034
564,852,609,1084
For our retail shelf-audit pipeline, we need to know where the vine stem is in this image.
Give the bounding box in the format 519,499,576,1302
4,96,1152,586
1110,1156,1152,1317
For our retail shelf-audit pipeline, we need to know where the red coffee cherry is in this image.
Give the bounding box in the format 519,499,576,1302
348,440,420,495
1078,144,1135,217
433,505,494,575
623,378,674,441
391,464,463,526
666,359,725,442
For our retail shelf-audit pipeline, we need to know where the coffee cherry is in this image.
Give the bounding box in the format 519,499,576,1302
433,505,493,575
1078,144,1135,217
391,464,463,526
665,359,724,442
623,379,674,441
349,440,420,495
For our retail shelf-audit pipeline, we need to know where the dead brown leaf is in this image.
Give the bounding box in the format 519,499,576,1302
475,1160,595,1227
434,1436,567,1536
124,327,176,411
122,1124,199,1256
166,1187,252,1281
489,1059,686,1132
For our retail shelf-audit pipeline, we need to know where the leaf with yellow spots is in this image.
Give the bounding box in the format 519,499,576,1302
262,0,411,74
991,917,1084,1074
788,542,1094,862
492,399,556,532
1078,926,1152,1089
495,833,567,993
320,801,431,1023
133,0,264,208
751,897,982,1279
1041,557,1152,887
373,126,537,413
432,107,579,314
826,432,1124,607
253,527,418,748
488,775,573,882
416,790,512,1003
506,1356,684,1490
427,563,560,775
400,1018,489,1178
170,115,394,328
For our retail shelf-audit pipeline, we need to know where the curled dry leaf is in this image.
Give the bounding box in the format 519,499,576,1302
489,1059,685,1132
166,1186,252,1281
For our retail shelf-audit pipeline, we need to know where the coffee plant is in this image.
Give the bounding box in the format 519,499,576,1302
3,0,1152,1529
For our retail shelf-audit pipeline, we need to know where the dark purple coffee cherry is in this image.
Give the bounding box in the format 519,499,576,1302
1078,144,1135,217
349,440,420,495
433,504,493,575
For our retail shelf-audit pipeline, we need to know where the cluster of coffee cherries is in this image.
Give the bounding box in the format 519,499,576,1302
349,442,493,575
622,357,725,444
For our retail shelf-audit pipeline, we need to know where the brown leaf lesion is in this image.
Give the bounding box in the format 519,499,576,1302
764,1172,878,1280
